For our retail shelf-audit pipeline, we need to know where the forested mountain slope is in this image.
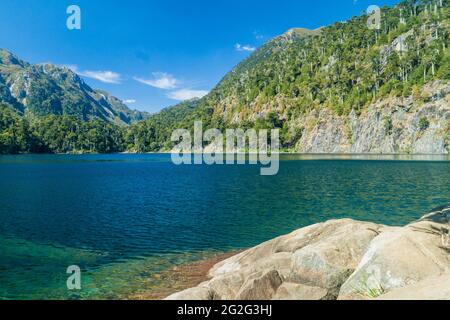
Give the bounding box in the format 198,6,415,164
0,0,448,154
126,0,449,153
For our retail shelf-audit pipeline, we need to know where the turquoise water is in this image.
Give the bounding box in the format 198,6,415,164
0,154,449,299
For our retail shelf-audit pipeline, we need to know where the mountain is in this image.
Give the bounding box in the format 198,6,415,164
1,0,449,155
0,49,149,126
127,0,449,153
123,99,200,152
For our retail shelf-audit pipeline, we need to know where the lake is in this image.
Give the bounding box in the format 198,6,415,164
0,154,449,299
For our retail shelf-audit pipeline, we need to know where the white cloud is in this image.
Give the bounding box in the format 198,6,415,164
167,89,208,101
134,72,178,89
134,72,207,101
62,64,79,72
235,43,256,52
123,99,136,104
63,65,121,84
80,70,121,84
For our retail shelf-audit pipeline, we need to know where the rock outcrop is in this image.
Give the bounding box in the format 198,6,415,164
203,81,449,155
294,81,450,154
165,204,450,300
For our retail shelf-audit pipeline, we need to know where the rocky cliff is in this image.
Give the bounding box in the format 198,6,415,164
166,204,450,300
129,0,449,153
292,81,450,154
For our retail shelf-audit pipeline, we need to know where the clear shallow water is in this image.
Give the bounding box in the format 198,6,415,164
0,154,449,299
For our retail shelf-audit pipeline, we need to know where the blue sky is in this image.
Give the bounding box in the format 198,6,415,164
0,0,400,113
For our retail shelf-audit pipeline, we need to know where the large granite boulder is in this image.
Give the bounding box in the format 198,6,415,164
165,204,450,301
166,219,382,300
165,286,213,300
376,273,450,300
338,205,450,300
272,282,328,300
287,220,381,298
235,270,283,300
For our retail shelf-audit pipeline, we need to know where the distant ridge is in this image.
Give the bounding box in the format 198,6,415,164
124,0,449,153
0,49,149,126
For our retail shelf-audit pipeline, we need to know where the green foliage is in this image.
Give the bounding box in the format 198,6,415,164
281,125,303,148
0,105,41,154
31,115,124,153
384,116,394,135
123,0,449,152
418,116,430,131
0,104,124,154
1,0,449,154
123,99,200,152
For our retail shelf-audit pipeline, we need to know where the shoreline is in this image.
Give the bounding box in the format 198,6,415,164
130,251,241,300
164,204,450,300
2,152,450,157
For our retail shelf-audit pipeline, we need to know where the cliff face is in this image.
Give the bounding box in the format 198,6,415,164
130,0,449,153
166,204,450,301
293,82,450,154
199,81,449,154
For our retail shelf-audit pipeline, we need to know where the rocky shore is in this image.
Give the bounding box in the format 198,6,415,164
166,204,450,300
130,252,240,300
292,81,450,154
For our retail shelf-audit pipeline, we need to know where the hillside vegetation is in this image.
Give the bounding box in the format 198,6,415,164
0,0,449,154
125,0,449,152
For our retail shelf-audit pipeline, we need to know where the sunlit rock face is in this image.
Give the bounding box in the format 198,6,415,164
294,82,450,154
166,204,450,300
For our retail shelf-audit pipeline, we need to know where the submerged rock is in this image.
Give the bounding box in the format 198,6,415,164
165,204,450,300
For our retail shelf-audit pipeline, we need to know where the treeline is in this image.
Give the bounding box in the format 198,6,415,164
124,0,450,152
0,105,124,154
0,103,290,154
1,0,449,154
211,0,449,117
0,105,41,154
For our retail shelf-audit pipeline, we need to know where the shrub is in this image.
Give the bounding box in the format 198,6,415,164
384,117,393,135
418,117,430,131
